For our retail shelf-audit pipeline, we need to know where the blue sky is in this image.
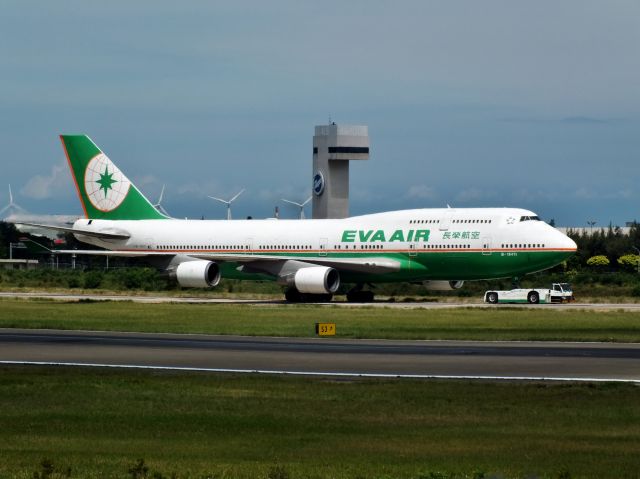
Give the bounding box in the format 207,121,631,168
1,1,639,226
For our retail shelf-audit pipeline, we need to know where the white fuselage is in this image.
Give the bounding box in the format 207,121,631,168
74,207,575,257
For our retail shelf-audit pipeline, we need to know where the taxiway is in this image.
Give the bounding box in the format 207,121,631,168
1,329,638,382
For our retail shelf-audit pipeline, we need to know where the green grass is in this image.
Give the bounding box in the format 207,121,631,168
1,299,640,342
0,366,639,478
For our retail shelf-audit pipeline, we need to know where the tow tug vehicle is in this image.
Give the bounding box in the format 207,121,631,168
484,283,574,304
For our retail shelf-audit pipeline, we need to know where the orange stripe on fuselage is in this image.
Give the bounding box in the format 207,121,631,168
117,247,576,254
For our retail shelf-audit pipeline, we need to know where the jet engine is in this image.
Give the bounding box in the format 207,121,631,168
175,260,221,288
291,266,340,294
422,280,464,291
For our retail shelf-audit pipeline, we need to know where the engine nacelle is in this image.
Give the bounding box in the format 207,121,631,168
292,266,340,294
175,260,221,288
423,280,465,291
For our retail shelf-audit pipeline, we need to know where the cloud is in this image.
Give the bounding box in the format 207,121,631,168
132,174,165,202
512,188,559,203
176,180,223,198
257,185,309,203
500,116,612,125
609,189,634,200
573,188,635,201
21,161,69,200
561,116,609,124
455,187,497,203
573,187,595,200
404,185,438,200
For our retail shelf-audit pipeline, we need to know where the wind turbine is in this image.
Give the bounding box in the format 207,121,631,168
208,189,245,220
281,196,311,219
0,185,27,217
152,185,171,217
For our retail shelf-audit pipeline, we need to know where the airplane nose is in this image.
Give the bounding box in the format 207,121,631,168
564,235,577,251
555,231,577,252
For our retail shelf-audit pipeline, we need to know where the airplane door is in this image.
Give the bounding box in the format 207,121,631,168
408,243,418,257
482,236,492,256
319,237,328,257
440,211,452,231
245,237,253,255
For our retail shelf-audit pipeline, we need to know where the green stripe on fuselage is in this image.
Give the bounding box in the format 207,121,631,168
219,249,573,283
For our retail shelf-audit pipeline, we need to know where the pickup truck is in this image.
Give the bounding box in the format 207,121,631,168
484,283,574,304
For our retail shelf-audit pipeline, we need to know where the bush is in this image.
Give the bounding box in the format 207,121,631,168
66,276,81,288
617,254,640,271
600,274,623,286
83,271,103,289
107,268,165,291
586,255,610,267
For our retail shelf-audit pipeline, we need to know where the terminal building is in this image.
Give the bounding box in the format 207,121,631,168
312,124,370,219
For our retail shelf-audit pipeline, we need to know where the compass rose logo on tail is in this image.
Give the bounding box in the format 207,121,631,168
83,153,131,212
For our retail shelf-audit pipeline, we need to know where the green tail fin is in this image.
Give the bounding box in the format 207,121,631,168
60,135,166,220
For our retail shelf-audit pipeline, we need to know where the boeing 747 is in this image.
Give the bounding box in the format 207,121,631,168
19,135,577,302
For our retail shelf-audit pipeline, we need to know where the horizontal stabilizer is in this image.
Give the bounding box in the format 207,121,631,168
14,223,130,240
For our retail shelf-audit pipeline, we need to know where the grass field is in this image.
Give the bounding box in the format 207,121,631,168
1,298,640,342
0,366,639,479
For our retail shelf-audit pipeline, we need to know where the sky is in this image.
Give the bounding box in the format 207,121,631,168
1,1,639,226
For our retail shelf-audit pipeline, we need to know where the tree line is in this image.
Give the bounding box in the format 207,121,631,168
565,223,640,271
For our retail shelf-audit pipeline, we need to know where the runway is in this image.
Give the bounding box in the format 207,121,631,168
2,291,640,310
1,329,639,382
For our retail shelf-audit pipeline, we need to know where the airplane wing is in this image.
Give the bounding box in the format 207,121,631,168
190,253,401,274
13,223,130,240
50,249,401,274
54,249,156,257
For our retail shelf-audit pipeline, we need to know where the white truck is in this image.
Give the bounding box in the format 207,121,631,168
484,283,574,304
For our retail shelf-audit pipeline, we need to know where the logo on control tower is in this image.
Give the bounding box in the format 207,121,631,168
313,171,325,196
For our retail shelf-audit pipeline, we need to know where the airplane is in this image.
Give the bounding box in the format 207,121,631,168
18,135,577,302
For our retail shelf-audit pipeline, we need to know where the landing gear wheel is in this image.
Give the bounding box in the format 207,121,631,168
527,291,540,304
314,294,333,303
487,292,498,304
284,288,302,303
346,290,375,303
285,289,333,303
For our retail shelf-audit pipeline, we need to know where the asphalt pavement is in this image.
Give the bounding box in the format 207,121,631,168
1,329,639,382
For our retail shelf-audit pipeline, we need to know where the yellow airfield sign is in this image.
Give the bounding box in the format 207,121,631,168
315,323,336,336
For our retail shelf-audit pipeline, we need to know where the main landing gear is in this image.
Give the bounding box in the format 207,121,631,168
346,284,375,303
284,288,333,303
283,284,376,303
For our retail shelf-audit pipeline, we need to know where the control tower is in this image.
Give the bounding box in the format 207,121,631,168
312,124,370,219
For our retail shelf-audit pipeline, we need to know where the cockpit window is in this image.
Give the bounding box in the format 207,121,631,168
520,216,541,222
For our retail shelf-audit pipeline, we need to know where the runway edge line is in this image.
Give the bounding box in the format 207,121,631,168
1,360,639,384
